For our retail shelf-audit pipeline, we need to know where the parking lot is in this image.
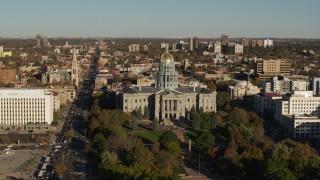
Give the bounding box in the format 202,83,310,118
0,150,43,180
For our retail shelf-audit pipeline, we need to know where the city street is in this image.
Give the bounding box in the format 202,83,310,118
53,46,99,179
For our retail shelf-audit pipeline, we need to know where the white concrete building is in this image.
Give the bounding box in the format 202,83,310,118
234,44,243,54
282,115,320,138
54,48,61,54
275,91,320,117
214,42,221,54
70,49,79,54
228,80,260,100
20,53,28,60
261,77,308,94
264,39,273,48
161,43,169,50
0,89,53,131
274,91,320,138
291,80,308,91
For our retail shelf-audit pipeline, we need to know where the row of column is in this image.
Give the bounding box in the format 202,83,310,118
163,99,178,111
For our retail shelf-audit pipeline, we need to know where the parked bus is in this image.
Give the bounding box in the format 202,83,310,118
37,170,44,179
41,163,48,170
45,157,50,163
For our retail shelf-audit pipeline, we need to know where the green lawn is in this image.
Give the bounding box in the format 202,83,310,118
135,130,164,144
122,125,148,132
122,125,164,144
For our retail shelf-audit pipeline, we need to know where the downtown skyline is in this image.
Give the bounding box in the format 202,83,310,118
1,0,320,38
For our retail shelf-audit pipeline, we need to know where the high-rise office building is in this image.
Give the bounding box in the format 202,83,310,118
189,38,193,51
43,36,49,47
264,39,274,48
241,37,249,46
36,34,42,47
221,34,229,46
189,36,199,51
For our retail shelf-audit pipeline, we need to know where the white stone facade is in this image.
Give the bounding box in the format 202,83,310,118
0,89,53,130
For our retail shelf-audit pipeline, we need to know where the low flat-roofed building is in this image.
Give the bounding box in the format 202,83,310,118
95,74,113,90
204,73,231,80
130,63,153,74
137,78,155,86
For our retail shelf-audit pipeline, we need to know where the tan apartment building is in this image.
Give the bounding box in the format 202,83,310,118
256,59,290,80
241,37,249,46
0,69,16,84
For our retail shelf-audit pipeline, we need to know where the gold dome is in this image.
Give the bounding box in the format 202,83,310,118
161,51,174,63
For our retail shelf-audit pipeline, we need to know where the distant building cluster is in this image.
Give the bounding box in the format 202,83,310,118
36,34,50,47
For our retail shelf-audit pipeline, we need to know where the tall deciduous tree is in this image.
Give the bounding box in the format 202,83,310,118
163,141,180,158
159,131,179,146
216,91,231,109
195,131,215,152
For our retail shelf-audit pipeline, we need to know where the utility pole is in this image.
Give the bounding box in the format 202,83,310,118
198,152,201,175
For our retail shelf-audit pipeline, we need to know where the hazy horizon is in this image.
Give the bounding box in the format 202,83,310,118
1,0,320,39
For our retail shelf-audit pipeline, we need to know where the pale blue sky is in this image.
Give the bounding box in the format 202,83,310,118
1,0,319,38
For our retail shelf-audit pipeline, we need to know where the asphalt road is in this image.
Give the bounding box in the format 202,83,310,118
54,47,99,180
